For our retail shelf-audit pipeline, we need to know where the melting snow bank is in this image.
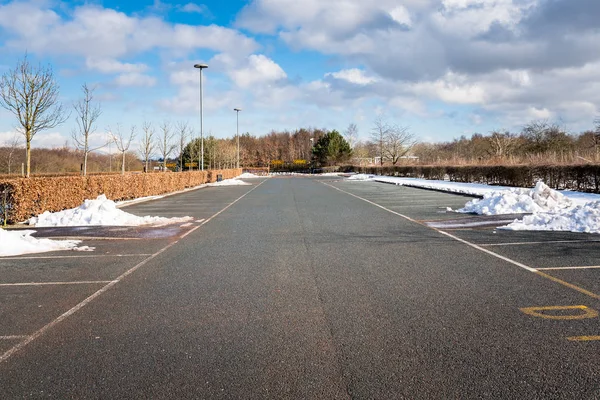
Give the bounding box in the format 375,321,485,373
346,174,600,233
458,182,572,215
29,195,194,227
502,201,600,233
347,174,376,181
0,228,82,257
238,173,265,179
207,178,251,186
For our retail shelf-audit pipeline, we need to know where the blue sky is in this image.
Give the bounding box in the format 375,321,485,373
1,0,600,151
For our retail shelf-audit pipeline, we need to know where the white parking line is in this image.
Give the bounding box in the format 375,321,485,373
0,254,152,260
537,266,600,271
0,179,266,364
0,281,115,287
481,240,600,247
321,181,537,273
0,336,28,340
323,181,600,301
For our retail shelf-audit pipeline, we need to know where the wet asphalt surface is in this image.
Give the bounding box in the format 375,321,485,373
1,176,600,399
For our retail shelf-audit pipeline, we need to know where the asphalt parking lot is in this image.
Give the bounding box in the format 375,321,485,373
1,176,599,398
328,179,600,303
0,182,262,359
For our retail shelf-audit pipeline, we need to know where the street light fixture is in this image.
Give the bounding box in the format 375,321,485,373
234,108,241,169
194,63,208,171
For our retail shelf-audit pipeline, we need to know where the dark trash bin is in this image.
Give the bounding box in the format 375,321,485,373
217,174,223,182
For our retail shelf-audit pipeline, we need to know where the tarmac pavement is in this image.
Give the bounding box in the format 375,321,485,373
1,176,599,399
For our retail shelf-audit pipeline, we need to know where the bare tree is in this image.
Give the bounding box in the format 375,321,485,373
139,121,155,172
0,55,68,177
72,84,104,176
487,130,517,159
112,125,136,174
157,121,176,171
176,121,190,171
344,123,359,149
0,133,22,175
384,125,416,165
370,116,390,166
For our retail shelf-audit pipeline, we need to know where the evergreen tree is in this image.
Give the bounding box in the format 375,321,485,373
312,130,352,166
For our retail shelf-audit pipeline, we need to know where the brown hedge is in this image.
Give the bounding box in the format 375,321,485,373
0,169,241,224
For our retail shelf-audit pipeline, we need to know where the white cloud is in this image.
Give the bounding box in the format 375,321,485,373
179,3,209,14
86,58,148,74
326,69,378,85
389,5,412,27
408,72,486,105
218,54,287,88
113,73,156,87
0,2,258,59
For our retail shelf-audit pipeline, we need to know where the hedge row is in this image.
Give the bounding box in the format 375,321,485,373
0,169,242,224
351,165,600,193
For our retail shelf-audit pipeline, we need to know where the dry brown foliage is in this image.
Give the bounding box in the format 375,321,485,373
0,168,242,224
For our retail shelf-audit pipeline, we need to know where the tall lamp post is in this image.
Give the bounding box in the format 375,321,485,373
194,63,208,171
309,137,314,173
234,108,241,169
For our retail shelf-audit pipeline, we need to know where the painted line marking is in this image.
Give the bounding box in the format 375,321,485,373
0,336,28,340
567,336,600,342
321,181,537,272
0,254,152,260
534,271,600,300
481,240,600,247
0,179,266,365
195,219,205,223
322,181,600,300
32,237,146,241
537,265,600,271
0,281,115,287
520,305,598,320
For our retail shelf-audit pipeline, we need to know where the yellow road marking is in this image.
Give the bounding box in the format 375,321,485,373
520,305,598,320
567,336,600,342
537,265,600,271
535,271,600,300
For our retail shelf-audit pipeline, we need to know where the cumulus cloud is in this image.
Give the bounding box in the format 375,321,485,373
85,58,148,74
179,3,211,15
113,73,156,87
326,69,378,85
0,1,258,59
212,54,287,88
235,0,600,131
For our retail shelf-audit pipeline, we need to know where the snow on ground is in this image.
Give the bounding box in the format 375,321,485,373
2,175,256,257
29,194,193,227
238,172,265,179
207,178,251,187
501,201,600,233
457,182,572,215
346,174,600,234
0,228,82,257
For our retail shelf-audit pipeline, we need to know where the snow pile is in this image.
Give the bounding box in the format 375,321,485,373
458,182,572,215
0,228,82,257
207,178,251,187
347,174,376,181
502,201,600,233
238,173,264,179
29,195,193,227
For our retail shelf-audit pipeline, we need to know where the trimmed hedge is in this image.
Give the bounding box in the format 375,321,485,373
349,165,600,193
0,169,241,224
